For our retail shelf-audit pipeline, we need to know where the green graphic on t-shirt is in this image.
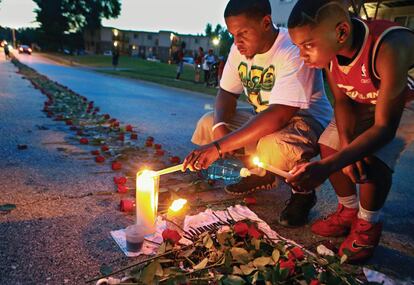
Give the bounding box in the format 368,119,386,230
238,62,275,112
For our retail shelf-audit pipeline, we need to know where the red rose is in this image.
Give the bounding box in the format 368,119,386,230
80,138,89,144
162,229,182,245
169,156,181,164
234,222,249,238
248,224,263,239
145,140,153,147
91,150,100,156
125,125,133,132
86,108,92,113
118,133,125,141
112,161,122,170
95,155,105,163
117,184,128,193
146,136,154,142
309,280,321,285
112,121,120,127
108,118,116,123
101,145,109,152
243,197,257,205
155,149,165,156
94,107,100,112
154,143,162,150
120,199,135,212
288,247,305,261
279,259,295,275
114,176,127,185
88,101,94,107
130,133,138,140
65,120,73,125
103,114,110,119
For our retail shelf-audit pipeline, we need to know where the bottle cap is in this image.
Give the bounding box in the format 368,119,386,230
240,168,251,177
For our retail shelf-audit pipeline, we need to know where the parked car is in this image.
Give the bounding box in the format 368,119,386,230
18,45,32,55
103,50,112,56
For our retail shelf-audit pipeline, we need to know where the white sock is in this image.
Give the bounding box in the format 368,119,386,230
358,203,381,223
337,194,358,209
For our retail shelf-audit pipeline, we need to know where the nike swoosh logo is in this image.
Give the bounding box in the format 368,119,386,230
351,240,374,250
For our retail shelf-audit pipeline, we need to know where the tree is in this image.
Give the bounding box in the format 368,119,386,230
204,23,233,56
34,0,121,50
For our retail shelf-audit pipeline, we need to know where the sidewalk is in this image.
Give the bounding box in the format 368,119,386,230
0,56,133,284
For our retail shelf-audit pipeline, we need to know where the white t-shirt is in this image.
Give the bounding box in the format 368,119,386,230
220,28,333,127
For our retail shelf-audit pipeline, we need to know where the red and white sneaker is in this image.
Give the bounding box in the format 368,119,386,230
311,204,358,237
339,218,382,262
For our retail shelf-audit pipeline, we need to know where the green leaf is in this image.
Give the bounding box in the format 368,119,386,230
252,238,261,250
240,264,256,275
271,249,280,263
253,256,271,269
157,242,166,255
340,254,348,264
193,257,209,270
154,261,163,277
301,263,317,281
230,247,250,264
178,247,195,258
221,275,246,285
203,234,214,249
0,204,16,212
141,261,157,285
99,264,112,276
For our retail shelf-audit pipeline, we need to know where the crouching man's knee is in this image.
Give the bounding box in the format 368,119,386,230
257,133,312,171
191,111,214,145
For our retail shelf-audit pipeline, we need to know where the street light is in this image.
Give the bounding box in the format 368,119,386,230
212,37,220,46
212,37,220,56
114,41,118,47
113,29,119,37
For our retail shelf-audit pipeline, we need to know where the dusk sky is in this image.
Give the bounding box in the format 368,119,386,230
0,0,229,35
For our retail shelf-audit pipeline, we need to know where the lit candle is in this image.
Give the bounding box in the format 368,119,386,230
136,170,159,232
154,163,184,176
252,157,292,179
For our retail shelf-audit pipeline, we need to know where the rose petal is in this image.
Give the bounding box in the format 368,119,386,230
112,161,122,170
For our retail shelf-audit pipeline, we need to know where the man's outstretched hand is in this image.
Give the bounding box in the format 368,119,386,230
182,143,220,172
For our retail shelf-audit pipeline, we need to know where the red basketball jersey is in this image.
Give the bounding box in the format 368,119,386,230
330,18,414,105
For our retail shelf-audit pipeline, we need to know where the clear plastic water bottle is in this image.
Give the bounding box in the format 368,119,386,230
201,157,250,185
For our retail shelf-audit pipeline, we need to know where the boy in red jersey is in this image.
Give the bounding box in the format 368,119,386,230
287,0,414,262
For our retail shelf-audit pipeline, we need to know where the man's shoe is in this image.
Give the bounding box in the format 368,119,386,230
279,191,316,227
339,218,382,263
224,172,276,196
311,204,358,237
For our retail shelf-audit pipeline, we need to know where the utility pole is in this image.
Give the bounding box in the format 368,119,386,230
12,28,16,48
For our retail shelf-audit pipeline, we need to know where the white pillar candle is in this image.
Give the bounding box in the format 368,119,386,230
136,170,159,233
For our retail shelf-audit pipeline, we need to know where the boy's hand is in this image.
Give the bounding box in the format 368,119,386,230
341,159,368,184
287,161,331,191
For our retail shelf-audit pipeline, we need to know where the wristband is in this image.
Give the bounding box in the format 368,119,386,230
212,122,229,132
213,141,223,159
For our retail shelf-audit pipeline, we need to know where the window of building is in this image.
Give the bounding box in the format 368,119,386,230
195,38,199,44
147,34,153,40
134,33,138,39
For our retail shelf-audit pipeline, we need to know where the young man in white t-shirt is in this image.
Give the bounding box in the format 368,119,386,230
183,0,333,227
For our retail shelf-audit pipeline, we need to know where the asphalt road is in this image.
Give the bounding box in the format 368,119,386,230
1,52,413,283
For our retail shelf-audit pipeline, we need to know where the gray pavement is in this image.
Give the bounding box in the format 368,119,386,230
1,53,414,283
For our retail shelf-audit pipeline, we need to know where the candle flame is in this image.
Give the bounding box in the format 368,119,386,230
253,156,264,168
169,198,187,212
